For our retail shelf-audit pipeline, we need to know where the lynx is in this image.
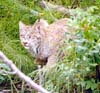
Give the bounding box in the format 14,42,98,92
19,18,70,68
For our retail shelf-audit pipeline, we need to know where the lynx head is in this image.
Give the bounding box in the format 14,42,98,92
19,19,48,56
19,21,32,49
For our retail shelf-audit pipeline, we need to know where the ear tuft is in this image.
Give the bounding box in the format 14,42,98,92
19,21,26,30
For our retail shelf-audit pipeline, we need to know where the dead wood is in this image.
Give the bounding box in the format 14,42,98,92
40,0,71,16
0,51,50,93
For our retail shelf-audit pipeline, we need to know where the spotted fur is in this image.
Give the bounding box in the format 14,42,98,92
19,18,69,68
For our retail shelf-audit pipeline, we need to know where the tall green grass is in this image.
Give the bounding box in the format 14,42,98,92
0,0,38,73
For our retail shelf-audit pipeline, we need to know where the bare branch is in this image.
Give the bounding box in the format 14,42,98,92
0,70,17,75
40,0,71,16
0,51,50,93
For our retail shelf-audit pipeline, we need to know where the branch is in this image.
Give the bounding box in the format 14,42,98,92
40,0,71,16
0,51,50,93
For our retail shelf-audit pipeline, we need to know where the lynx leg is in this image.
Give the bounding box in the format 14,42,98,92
45,54,57,69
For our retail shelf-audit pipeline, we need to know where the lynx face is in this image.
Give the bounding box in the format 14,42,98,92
19,19,48,57
19,22,31,49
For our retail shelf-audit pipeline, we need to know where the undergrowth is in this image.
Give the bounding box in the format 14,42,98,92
29,6,100,93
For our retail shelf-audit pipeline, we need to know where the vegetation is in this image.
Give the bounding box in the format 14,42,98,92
0,0,100,93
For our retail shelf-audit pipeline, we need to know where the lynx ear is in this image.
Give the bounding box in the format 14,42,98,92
19,21,26,30
34,19,48,28
33,19,48,33
39,19,49,27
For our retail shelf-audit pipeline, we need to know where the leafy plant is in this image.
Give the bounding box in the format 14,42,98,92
36,6,100,92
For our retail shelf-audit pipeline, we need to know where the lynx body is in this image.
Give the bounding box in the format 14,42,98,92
19,18,69,68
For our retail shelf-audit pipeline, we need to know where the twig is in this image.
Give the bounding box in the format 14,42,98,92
0,51,50,93
40,0,71,16
38,65,43,93
38,65,43,86
41,0,57,20
0,70,17,75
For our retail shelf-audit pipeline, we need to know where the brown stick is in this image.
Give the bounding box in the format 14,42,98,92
0,51,50,93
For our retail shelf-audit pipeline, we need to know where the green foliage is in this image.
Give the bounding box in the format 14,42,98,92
0,63,11,84
33,6,100,92
85,79,98,91
0,0,37,74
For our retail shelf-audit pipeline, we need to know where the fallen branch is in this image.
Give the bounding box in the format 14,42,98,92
0,51,50,93
40,0,71,16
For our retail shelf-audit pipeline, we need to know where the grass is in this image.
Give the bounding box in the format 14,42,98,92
0,0,38,74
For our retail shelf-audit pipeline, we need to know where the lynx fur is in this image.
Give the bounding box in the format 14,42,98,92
19,18,70,68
